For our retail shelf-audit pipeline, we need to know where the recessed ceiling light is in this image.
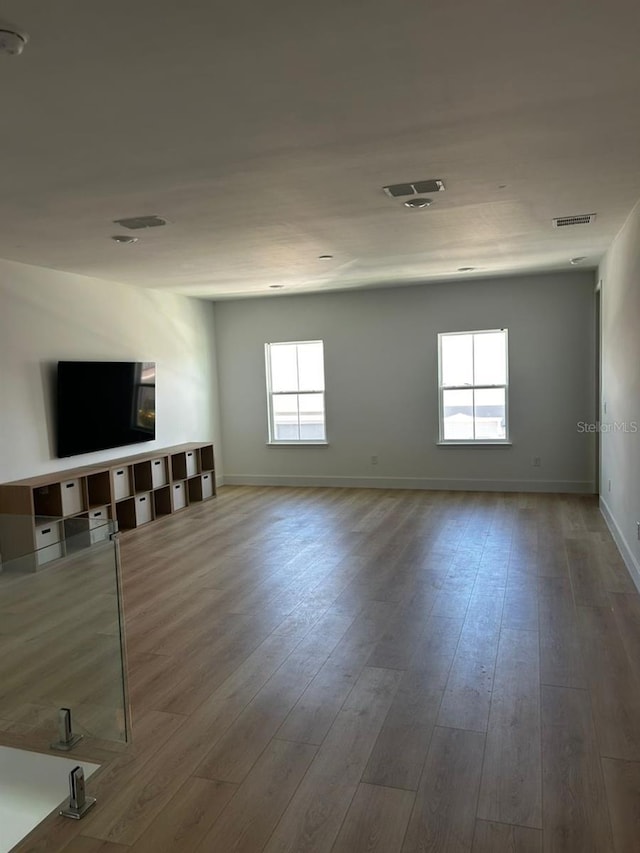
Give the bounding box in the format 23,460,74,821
457,266,476,272
0,27,28,56
269,284,284,289
404,198,433,209
318,254,333,260
570,256,587,265
111,235,138,244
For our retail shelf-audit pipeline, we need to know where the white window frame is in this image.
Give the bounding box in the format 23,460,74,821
265,340,328,445
438,328,510,445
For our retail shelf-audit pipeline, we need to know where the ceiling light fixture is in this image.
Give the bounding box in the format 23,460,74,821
111,235,138,244
457,266,476,272
318,254,333,260
570,256,587,265
0,27,28,56
404,198,433,210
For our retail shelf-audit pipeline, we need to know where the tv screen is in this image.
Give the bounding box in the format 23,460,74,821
56,361,156,458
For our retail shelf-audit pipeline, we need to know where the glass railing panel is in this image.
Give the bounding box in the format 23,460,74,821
0,515,129,745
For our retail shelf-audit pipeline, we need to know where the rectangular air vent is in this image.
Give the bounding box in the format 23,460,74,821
383,179,445,198
552,213,596,228
113,215,167,230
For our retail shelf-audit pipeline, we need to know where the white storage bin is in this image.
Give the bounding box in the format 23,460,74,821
134,493,153,526
36,542,64,566
60,479,83,516
151,458,168,488
88,507,108,528
111,467,132,500
201,473,213,499
88,507,110,543
185,451,198,476
171,482,187,511
35,521,62,548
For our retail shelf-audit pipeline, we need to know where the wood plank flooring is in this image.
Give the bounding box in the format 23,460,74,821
4,486,640,852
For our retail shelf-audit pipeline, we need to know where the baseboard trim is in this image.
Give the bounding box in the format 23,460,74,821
599,496,640,593
222,474,595,493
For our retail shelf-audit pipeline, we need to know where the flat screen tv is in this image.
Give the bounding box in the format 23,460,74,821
56,361,156,458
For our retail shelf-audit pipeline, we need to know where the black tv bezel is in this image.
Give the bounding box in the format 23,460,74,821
55,360,156,458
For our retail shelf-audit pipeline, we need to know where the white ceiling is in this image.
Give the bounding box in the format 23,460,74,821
1,1,639,299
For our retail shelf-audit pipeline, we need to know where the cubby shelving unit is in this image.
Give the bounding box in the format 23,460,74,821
0,442,216,571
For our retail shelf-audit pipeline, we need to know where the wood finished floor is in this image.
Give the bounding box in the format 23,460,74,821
8,486,640,853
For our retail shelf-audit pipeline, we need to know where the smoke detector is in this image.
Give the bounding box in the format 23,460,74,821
0,27,28,55
404,198,433,210
552,213,596,228
111,235,139,245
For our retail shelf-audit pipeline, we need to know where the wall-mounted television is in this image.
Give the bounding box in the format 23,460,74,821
56,361,156,458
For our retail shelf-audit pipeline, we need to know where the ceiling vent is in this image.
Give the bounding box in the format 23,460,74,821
113,215,167,230
552,213,596,228
383,179,445,198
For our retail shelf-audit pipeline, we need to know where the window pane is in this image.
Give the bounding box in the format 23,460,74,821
474,388,506,439
273,394,299,440
442,389,474,440
297,342,325,392
270,345,298,392
299,393,325,440
441,334,473,387
473,331,506,386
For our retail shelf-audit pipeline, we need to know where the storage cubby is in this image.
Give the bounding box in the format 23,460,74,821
116,493,154,529
153,485,172,517
87,471,111,507
134,457,169,492
200,444,215,472
171,449,199,480
33,483,63,517
64,516,92,553
188,472,214,502
0,442,215,570
115,498,136,530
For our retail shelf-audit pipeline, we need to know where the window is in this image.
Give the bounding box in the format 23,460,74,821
438,329,509,443
265,340,326,443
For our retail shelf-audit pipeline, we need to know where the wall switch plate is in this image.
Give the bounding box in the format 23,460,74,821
532,457,541,467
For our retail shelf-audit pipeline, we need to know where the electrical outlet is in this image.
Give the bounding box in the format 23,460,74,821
371,455,378,465
532,457,541,467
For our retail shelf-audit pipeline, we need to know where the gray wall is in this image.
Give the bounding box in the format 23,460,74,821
215,271,596,491
0,258,221,482
599,201,640,588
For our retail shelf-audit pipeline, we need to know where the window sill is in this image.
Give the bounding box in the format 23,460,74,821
437,441,512,446
267,441,329,446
